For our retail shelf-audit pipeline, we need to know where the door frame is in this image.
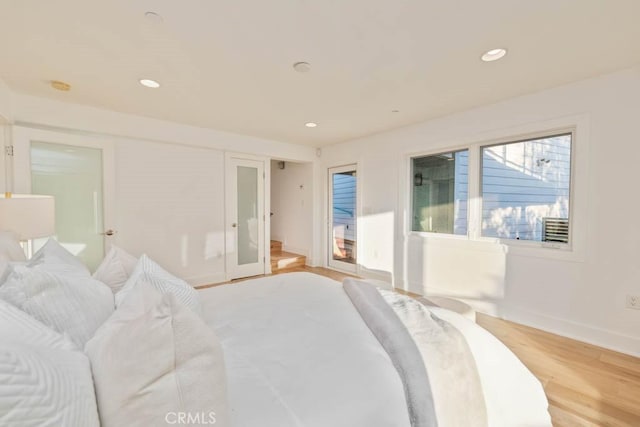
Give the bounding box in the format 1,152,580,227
224,152,269,281
11,126,116,251
327,164,358,273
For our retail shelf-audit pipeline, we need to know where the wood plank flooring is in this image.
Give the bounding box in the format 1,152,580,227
196,266,640,426
478,313,640,427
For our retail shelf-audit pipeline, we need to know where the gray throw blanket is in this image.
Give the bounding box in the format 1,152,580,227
343,278,487,427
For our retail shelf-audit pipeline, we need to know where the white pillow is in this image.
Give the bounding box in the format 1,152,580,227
0,266,114,348
29,238,91,277
0,230,26,262
93,245,138,293
0,300,100,427
86,281,229,427
116,254,201,315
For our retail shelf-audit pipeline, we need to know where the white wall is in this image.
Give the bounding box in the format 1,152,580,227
0,77,14,193
12,93,316,162
0,77,13,122
115,139,226,285
320,65,640,356
270,160,314,260
4,90,316,285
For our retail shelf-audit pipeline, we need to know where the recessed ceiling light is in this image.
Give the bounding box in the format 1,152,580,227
293,62,311,73
305,122,317,128
139,78,161,88
481,48,507,62
50,80,71,91
391,109,400,113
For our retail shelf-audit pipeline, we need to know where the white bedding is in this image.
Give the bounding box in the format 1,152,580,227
199,272,551,427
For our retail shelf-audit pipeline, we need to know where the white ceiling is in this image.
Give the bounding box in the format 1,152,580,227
1,0,639,146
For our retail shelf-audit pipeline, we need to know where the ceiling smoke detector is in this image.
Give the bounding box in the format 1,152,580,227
293,62,311,73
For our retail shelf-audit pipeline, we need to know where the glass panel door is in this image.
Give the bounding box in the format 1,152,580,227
225,156,265,280
237,166,259,265
30,142,105,270
328,165,357,272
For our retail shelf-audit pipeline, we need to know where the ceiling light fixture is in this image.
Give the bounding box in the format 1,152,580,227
305,122,317,128
391,109,400,113
50,80,71,91
293,62,311,73
139,78,161,88
481,48,507,62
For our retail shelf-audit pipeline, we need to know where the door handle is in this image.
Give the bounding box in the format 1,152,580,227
101,229,117,236
231,223,237,228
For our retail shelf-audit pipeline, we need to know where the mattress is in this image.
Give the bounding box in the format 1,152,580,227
198,272,551,427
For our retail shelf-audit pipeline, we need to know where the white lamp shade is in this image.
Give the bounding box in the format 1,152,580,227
0,194,55,240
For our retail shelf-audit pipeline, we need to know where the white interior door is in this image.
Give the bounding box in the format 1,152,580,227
225,154,265,280
12,126,115,271
328,164,357,273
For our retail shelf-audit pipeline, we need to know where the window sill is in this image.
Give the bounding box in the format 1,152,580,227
407,232,585,263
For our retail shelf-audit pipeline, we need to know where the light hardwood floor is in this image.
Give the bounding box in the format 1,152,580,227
478,313,640,427
197,266,640,426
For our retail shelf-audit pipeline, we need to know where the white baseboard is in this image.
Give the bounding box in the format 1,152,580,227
357,266,393,283
399,284,640,357
187,272,226,288
498,302,640,358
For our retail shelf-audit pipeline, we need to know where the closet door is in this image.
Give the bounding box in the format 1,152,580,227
225,154,265,280
13,126,115,271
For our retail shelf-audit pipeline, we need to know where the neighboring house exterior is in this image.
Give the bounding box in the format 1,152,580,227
332,172,356,246
481,134,571,241
412,134,571,242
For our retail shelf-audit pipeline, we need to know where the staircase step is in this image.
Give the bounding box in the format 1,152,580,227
270,240,282,252
271,251,306,272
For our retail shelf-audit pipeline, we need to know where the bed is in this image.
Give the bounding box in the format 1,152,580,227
0,238,551,427
199,272,552,427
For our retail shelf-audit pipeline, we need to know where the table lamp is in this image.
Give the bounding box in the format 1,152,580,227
0,193,55,241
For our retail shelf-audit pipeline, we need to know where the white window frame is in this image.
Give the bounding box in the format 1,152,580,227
403,114,588,262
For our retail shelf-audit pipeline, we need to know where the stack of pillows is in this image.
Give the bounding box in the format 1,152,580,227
0,232,229,427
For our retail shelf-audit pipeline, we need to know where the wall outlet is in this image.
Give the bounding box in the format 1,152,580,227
626,295,640,310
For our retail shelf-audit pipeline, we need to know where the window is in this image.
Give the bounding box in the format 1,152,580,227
481,133,572,243
411,150,468,234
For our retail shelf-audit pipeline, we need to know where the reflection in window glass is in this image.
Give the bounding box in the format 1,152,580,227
481,133,571,242
411,150,468,234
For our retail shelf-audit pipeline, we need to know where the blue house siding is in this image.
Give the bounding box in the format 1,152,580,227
480,134,571,241
453,151,469,235
332,173,356,241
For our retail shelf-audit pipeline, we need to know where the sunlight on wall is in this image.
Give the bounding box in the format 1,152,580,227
204,232,225,260
358,211,394,281
406,234,507,314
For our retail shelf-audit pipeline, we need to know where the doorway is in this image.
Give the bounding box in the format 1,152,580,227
328,165,357,272
270,160,312,273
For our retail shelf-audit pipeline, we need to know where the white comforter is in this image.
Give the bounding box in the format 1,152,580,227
199,272,551,427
